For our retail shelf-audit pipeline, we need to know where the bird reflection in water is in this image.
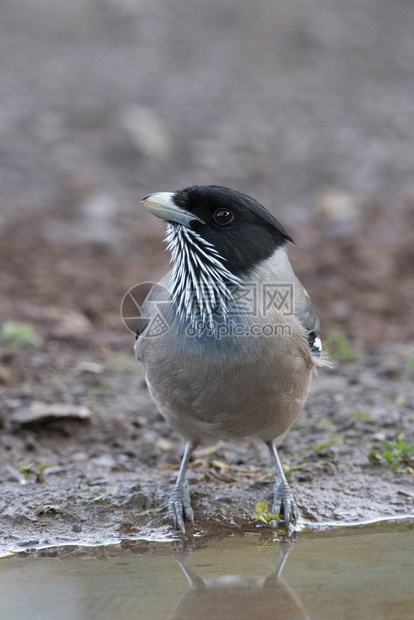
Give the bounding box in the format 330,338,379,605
167,542,309,620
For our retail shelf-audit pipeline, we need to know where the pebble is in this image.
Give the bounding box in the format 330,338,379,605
90,454,116,469
379,359,402,378
43,192,122,248
108,417,137,440
137,432,160,462
79,190,118,220
29,356,46,368
72,451,89,462
77,361,104,374
123,492,151,510
317,189,359,221
11,402,92,425
24,436,38,452
0,365,11,384
118,105,171,161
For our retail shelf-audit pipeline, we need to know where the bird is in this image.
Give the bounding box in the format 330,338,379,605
170,542,309,620
135,185,324,533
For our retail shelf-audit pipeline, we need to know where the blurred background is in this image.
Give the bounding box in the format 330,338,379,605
1,0,414,350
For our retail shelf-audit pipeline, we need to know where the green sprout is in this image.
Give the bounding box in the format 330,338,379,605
19,462,51,483
252,500,279,525
314,432,344,453
352,409,372,421
325,329,356,362
369,435,414,472
79,486,115,502
1,322,42,348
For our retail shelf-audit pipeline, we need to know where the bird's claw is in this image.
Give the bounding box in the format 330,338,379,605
168,482,193,534
272,481,298,524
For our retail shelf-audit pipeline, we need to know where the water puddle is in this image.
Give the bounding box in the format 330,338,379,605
0,519,413,619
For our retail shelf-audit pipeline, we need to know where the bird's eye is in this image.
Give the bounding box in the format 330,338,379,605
213,208,234,226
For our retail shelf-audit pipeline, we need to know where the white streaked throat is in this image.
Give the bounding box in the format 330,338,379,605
165,223,242,324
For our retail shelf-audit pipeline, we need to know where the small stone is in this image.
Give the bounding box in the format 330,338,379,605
6,474,19,483
16,539,40,548
156,438,173,452
0,365,11,384
118,105,171,161
50,309,93,340
5,399,22,409
24,436,38,452
317,189,359,221
137,432,160,462
11,402,92,425
78,192,121,246
72,522,82,532
77,361,104,374
132,416,147,428
29,356,46,368
123,492,150,510
162,452,181,466
72,451,88,462
90,454,116,469
379,359,402,378
107,417,137,440
79,192,118,220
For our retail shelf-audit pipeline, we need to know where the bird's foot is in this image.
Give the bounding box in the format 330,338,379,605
168,481,194,534
272,481,298,525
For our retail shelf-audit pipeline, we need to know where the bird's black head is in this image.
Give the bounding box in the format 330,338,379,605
142,185,293,277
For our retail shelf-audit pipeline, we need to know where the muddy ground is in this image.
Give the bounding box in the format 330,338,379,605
1,0,414,554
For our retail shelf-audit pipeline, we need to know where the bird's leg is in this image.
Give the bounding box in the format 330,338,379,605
168,440,198,534
265,441,298,524
263,540,295,587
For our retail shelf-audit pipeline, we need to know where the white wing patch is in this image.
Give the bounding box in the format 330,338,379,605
313,337,322,354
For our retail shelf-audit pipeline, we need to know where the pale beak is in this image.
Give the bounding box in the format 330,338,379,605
142,192,204,227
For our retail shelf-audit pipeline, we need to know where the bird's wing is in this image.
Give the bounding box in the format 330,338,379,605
294,276,322,357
